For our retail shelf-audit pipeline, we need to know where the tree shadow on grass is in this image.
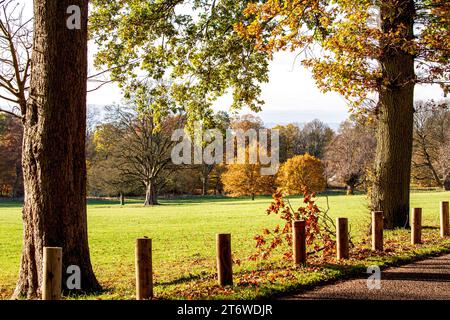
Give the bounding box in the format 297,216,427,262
155,271,212,287
62,285,117,300
0,200,23,208
422,225,439,230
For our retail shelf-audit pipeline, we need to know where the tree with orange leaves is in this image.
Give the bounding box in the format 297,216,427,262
222,139,276,200
222,162,276,200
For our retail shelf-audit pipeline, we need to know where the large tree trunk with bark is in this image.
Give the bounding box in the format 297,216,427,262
371,0,416,229
13,0,100,299
144,182,158,206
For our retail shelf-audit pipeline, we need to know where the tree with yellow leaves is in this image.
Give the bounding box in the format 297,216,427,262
222,163,276,200
277,154,326,194
221,140,276,200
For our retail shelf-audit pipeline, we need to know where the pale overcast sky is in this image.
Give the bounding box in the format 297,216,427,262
86,50,352,126
10,2,449,128
87,49,445,127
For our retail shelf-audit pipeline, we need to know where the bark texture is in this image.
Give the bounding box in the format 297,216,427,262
371,0,416,229
13,0,100,298
144,182,158,206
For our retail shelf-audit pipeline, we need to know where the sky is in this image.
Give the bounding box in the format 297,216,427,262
6,1,449,129
86,50,352,127
87,49,446,128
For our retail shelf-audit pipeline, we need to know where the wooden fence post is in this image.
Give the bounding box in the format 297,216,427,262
42,247,62,300
440,201,449,237
216,234,232,286
136,238,153,300
292,220,306,266
372,211,383,251
411,208,422,245
336,218,349,260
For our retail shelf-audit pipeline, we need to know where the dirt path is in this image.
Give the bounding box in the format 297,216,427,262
285,254,450,300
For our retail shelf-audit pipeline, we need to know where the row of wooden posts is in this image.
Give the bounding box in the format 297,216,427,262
42,201,449,300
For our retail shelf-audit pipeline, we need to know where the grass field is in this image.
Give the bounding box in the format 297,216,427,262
1,190,449,299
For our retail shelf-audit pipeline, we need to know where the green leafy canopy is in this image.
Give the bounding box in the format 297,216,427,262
90,0,270,125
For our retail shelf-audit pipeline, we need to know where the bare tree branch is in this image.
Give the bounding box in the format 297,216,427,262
0,106,21,119
0,0,32,116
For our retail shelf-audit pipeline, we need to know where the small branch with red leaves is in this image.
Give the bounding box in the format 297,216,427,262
249,188,336,262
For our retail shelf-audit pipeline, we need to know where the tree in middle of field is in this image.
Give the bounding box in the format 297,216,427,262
221,139,276,201
90,91,183,206
221,115,278,200
195,111,231,196
277,154,326,195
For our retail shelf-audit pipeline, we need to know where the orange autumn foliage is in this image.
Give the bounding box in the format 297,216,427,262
236,0,450,115
222,163,276,200
250,188,336,261
222,140,276,199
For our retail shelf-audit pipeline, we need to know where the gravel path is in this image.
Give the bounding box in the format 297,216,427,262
285,254,450,300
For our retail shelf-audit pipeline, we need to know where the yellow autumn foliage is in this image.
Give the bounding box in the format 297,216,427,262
277,154,326,194
222,163,276,200
221,140,276,200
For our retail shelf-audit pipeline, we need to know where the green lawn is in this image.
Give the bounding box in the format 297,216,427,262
1,191,449,299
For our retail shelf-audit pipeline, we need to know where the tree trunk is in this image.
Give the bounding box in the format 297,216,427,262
421,145,444,189
202,176,209,196
201,164,213,196
251,193,255,201
371,0,416,229
144,182,158,206
13,0,100,299
346,185,355,196
201,179,207,196
119,192,125,206
12,161,23,199
152,184,158,204
443,174,450,191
